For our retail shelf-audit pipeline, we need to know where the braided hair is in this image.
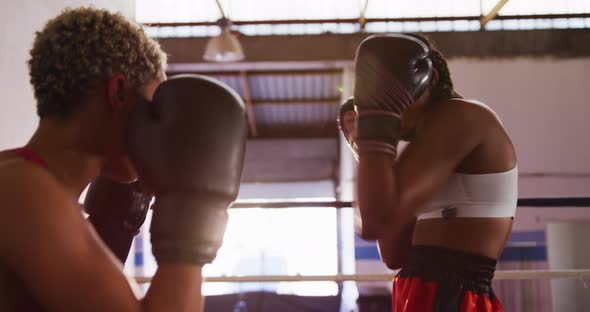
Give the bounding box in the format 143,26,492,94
406,33,455,103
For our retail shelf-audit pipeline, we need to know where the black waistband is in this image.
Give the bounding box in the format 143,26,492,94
398,245,497,293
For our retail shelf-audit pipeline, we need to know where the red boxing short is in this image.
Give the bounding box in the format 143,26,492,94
393,245,504,312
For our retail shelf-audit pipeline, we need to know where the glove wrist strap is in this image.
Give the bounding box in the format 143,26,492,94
150,195,230,265
356,111,401,156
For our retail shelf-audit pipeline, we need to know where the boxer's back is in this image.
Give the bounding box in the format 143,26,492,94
0,154,51,310
0,265,41,311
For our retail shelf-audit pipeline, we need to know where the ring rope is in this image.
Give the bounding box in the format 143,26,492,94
132,269,590,284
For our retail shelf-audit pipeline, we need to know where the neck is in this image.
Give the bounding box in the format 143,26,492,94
450,90,463,99
26,118,104,199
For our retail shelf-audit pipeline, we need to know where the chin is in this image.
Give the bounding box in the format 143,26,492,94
400,131,416,142
101,159,138,183
102,171,137,183
114,174,138,183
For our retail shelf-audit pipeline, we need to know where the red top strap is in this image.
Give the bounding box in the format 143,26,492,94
3,147,47,168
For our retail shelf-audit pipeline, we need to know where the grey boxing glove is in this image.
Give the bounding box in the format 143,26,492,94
127,74,247,265
354,34,433,157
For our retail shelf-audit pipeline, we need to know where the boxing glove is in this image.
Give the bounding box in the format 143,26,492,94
354,34,433,157
127,74,247,265
84,176,152,262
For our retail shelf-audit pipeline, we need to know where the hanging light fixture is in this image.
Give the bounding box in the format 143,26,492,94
203,1,245,62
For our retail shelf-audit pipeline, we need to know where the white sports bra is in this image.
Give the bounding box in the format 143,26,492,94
416,166,518,220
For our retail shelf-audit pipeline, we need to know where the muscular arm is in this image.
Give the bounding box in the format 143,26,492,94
376,219,415,269
358,101,485,268
0,164,203,312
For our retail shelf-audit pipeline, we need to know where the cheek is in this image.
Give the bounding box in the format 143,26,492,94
401,110,418,129
102,157,138,183
343,113,357,133
143,79,164,101
344,120,356,135
344,125,357,142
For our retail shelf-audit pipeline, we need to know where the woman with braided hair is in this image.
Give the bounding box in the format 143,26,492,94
338,33,516,311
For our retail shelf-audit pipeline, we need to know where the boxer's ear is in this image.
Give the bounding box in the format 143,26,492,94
107,74,128,113
430,68,439,87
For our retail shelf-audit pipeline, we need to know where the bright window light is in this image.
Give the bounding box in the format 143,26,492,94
137,1,590,35
137,0,589,24
483,0,590,16
203,207,339,296
131,205,339,297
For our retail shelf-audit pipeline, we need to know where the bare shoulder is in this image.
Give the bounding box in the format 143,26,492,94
0,160,80,254
0,161,140,311
422,98,501,130
0,159,70,206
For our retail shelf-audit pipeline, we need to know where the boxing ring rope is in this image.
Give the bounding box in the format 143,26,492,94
230,197,590,209
132,269,590,284
132,197,590,284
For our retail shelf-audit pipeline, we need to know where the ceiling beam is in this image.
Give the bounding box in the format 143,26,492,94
249,123,338,139
184,69,343,77
252,98,340,105
158,33,366,63
146,14,590,28
239,71,258,137
158,30,590,65
481,0,511,29
166,60,352,73
146,16,485,28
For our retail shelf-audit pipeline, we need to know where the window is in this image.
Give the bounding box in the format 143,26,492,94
129,204,339,297
204,207,338,296
137,0,590,36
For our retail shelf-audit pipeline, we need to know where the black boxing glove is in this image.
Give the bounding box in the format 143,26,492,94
354,34,433,157
127,75,247,265
85,176,152,262
338,97,359,161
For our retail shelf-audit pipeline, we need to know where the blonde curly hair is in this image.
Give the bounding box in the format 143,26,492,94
28,7,167,118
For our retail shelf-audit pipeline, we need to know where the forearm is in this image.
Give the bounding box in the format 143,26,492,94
377,219,416,270
142,264,204,312
357,153,397,240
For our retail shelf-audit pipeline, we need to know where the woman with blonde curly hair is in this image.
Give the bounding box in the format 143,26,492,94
0,7,211,311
